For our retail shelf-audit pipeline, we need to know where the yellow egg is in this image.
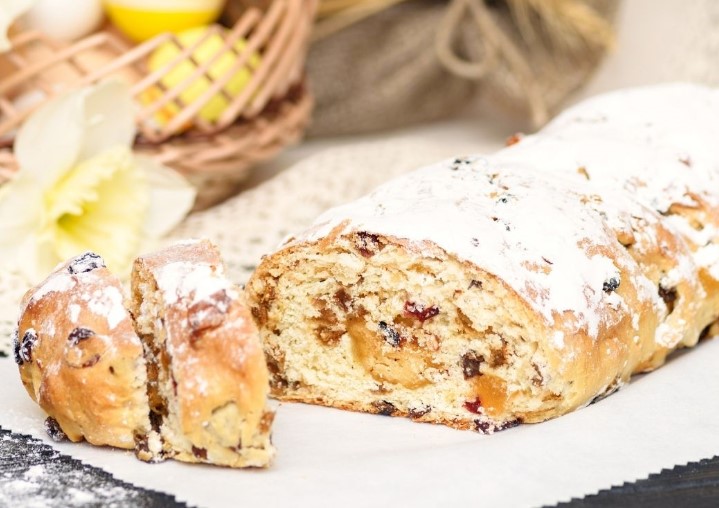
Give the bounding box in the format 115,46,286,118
141,26,260,129
103,0,225,42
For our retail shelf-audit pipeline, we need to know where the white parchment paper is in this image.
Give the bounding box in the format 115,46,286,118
1,135,718,507
1,338,717,507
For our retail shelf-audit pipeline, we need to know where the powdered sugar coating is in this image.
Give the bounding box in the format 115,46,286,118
294,83,715,342
154,261,237,308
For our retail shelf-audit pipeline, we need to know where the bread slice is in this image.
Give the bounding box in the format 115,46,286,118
130,240,274,467
16,253,151,448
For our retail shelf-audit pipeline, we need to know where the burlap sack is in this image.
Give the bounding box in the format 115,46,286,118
307,0,619,137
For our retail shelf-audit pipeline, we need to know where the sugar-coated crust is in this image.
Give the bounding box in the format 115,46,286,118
131,240,275,467
16,254,150,448
247,84,719,432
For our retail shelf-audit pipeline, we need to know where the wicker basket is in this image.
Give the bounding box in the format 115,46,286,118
0,0,316,210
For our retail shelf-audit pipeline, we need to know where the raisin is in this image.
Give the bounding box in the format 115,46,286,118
80,355,101,368
355,232,383,257
408,406,431,419
373,400,397,416
20,329,38,363
475,418,522,434
12,329,22,365
67,252,105,274
461,351,484,379
149,411,163,432
68,327,94,346
44,417,67,442
404,301,440,322
602,276,620,294
191,446,208,460
450,157,472,170
464,398,483,414
468,280,483,290
378,321,401,347
658,284,677,314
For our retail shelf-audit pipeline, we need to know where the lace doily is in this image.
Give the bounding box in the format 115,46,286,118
0,139,476,355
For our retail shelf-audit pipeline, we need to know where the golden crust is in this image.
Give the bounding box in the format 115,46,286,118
16,254,150,449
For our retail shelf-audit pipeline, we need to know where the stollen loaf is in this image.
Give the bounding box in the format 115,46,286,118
246,83,719,432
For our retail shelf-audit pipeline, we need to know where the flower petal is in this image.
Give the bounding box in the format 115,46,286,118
0,173,50,282
14,86,85,187
47,146,148,275
77,80,136,162
0,174,41,240
0,0,34,52
137,156,196,238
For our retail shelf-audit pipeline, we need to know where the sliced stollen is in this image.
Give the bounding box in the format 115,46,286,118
15,253,151,448
246,83,719,432
130,240,275,467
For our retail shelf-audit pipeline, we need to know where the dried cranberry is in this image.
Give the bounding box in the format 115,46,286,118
44,417,67,442
464,398,483,414
67,252,105,274
403,301,439,322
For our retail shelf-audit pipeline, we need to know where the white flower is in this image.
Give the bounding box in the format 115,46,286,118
0,0,34,52
0,80,196,282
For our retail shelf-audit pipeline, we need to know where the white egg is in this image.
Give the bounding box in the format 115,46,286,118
22,0,104,42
